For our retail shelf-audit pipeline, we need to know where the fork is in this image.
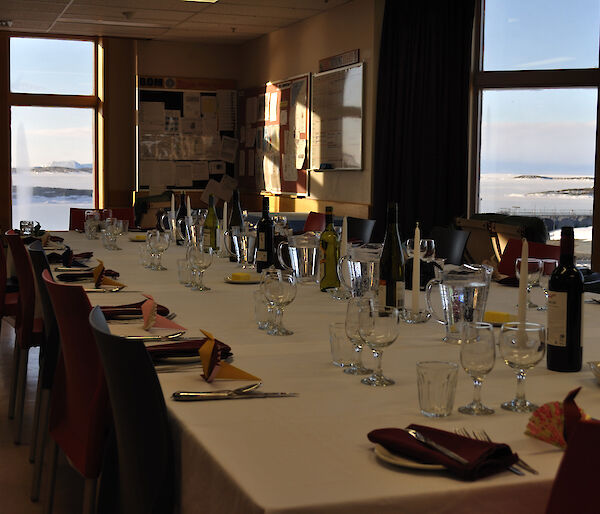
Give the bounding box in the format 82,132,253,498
477,429,538,475
455,428,524,476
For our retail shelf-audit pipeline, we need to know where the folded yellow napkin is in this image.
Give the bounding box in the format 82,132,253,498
93,259,126,289
199,329,260,383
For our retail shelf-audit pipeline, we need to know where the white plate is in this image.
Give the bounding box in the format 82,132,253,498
373,444,445,471
224,275,261,285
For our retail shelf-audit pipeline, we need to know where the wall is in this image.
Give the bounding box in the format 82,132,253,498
238,0,384,215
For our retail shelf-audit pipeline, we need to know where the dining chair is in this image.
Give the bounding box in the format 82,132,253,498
107,207,135,227
302,211,326,233
89,306,175,514
42,270,112,514
4,232,44,445
27,241,60,501
68,207,87,231
0,236,19,334
347,216,376,244
429,225,470,265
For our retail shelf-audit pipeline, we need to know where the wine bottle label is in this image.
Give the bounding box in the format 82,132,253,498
259,232,265,250
256,250,267,262
547,291,567,347
203,232,211,248
395,281,405,309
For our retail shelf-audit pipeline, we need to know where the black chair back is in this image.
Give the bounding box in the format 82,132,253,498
347,217,376,244
430,226,470,265
89,306,174,514
27,241,59,389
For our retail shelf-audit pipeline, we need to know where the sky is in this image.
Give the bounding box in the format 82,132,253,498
481,0,600,176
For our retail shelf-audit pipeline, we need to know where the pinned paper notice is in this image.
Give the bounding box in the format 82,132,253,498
220,136,239,163
209,161,225,174
295,139,307,169
280,110,288,126
201,179,221,204
183,93,201,118
269,92,278,122
192,161,209,181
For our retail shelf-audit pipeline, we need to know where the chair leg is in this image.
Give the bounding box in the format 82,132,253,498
14,347,29,444
8,343,21,419
82,478,98,514
30,355,45,462
31,388,50,502
43,440,59,514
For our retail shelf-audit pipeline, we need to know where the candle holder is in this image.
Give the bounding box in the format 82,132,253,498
401,307,431,324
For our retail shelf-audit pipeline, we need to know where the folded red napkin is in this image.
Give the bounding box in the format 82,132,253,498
368,424,518,480
55,268,120,282
148,339,232,360
100,301,169,319
141,295,185,331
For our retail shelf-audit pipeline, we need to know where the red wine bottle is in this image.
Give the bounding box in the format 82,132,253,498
256,197,274,272
546,226,583,372
378,202,405,308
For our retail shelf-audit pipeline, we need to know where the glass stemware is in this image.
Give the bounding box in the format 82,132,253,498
187,243,213,291
406,238,435,262
261,269,297,336
515,257,543,308
498,321,546,413
343,297,374,375
458,322,496,415
358,302,401,386
537,259,558,311
147,229,170,270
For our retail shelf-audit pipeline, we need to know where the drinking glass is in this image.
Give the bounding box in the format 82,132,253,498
261,269,297,336
458,322,496,415
515,258,543,308
537,259,558,311
187,243,213,291
498,322,546,413
343,297,373,375
147,229,170,270
358,302,401,386
406,238,435,262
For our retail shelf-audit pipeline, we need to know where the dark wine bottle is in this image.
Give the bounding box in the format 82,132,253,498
203,194,219,251
256,196,274,272
378,202,405,308
319,206,340,291
228,190,244,262
546,226,583,372
174,192,187,245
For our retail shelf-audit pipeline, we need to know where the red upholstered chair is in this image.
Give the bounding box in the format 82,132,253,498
42,270,112,514
108,207,135,227
4,232,44,445
68,208,86,231
302,211,326,233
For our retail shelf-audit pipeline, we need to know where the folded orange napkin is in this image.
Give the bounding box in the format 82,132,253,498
141,295,186,331
93,259,126,289
199,329,259,383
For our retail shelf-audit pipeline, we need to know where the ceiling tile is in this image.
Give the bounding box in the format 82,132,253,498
63,5,192,23
202,3,318,20
185,12,291,28
52,21,168,38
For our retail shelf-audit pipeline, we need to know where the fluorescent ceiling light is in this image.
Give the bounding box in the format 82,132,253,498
58,17,168,28
182,0,219,3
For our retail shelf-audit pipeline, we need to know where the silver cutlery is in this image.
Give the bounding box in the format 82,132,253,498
85,288,143,293
124,331,186,341
172,391,297,401
108,312,177,324
403,428,468,465
476,429,538,475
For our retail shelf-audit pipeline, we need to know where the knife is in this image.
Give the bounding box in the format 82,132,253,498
404,428,468,465
172,391,297,401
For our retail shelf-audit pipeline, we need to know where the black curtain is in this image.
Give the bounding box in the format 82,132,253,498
372,0,476,241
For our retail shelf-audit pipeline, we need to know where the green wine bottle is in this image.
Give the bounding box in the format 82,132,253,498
203,194,219,250
319,206,340,291
378,202,405,308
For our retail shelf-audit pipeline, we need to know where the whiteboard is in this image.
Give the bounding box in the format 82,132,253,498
310,62,363,171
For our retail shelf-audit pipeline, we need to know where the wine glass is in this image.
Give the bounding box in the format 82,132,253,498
186,243,213,291
261,269,297,336
358,302,401,386
458,322,496,415
498,322,546,413
537,259,558,311
515,258,543,308
147,229,170,270
405,238,435,262
343,297,374,375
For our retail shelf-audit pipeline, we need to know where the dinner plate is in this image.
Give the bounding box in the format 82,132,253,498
224,275,261,285
373,444,445,471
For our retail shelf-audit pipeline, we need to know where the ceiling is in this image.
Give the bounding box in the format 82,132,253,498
0,0,351,44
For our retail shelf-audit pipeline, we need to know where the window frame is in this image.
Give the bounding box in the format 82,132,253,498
7,33,100,223
468,0,600,268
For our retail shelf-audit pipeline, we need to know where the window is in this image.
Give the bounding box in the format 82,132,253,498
471,0,600,261
9,37,97,230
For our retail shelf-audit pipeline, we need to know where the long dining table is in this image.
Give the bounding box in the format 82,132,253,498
59,231,600,514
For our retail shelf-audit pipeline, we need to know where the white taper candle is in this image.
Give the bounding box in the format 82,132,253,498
412,222,420,311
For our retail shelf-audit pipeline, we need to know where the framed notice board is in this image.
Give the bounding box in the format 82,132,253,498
238,74,309,195
137,76,238,200
310,62,363,171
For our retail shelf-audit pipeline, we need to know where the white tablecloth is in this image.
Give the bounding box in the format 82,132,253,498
62,232,600,514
